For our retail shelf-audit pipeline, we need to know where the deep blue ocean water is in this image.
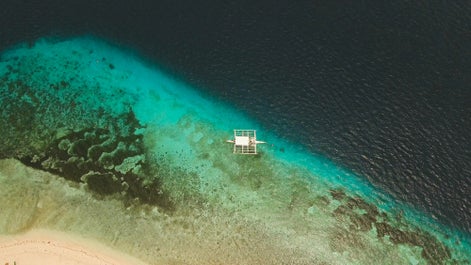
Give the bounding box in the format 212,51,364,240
1,0,470,236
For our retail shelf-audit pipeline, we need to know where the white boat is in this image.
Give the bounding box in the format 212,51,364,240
226,129,266,154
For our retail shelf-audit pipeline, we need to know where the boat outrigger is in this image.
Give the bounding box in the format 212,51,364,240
226,129,266,154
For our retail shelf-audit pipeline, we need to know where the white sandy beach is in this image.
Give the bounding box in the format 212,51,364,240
0,230,148,265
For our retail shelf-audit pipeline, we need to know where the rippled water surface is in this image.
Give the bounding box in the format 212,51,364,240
1,0,470,235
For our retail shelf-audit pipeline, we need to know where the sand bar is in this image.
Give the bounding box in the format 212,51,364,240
0,229,148,265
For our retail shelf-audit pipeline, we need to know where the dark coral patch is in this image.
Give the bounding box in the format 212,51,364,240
82,172,121,195
17,116,172,210
375,222,451,263
329,189,346,201
329,191,453,264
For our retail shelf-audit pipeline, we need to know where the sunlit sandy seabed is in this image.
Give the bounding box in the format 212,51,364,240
0,37,469,264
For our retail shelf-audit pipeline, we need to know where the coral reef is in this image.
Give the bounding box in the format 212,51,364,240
0,56,172,209
17,122,171,209
329,188,453,264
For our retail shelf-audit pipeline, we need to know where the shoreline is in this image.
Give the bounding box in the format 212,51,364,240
0,37,469,264
0,229,148,265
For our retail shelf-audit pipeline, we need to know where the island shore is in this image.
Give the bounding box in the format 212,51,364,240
0,37,468,264
0,229,148,265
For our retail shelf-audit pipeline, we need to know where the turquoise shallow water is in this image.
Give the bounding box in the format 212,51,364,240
0,36,470,264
